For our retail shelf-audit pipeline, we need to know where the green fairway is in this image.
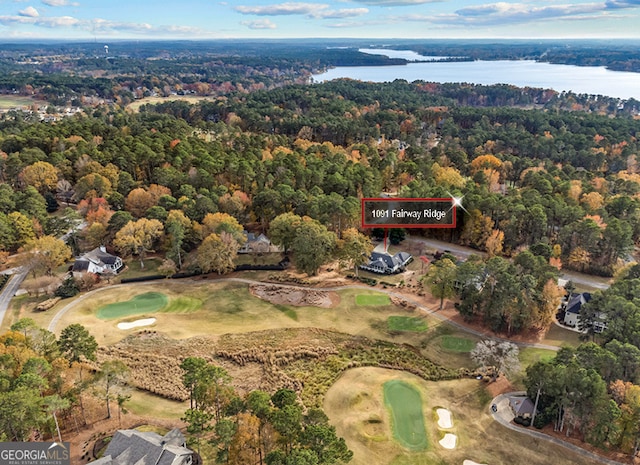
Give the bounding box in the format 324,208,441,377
387,316,428,332
97,292,168,319
383,380,429,451
440,336,475,352
356,294,391,306
161,296,202,314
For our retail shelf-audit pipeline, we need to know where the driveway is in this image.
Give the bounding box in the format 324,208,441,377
491,392,627,465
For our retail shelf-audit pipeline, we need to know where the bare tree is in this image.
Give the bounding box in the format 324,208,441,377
471,339,520,381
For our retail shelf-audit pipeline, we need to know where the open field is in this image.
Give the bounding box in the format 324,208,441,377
324,367,603,465
0,95,38,109
126,95,217,112
440,335,475,352
356,293,391,306
387,316,428,332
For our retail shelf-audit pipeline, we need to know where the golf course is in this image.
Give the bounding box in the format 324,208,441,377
32,278,597,465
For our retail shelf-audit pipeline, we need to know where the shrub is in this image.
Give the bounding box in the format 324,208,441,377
55,276,80,298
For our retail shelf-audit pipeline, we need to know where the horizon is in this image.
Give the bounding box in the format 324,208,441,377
0,1,639,41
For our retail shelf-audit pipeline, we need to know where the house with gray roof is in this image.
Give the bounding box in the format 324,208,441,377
238,231,272,254
90,428,193,465
72,246,124,276
360,250,413,274
562,292,592,327
509,395,536,418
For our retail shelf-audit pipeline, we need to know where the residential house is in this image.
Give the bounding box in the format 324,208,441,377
90,428,193,465
238,231,272,254
562,292,592,327
508,395,536,419
72,246,124,276
360,250,413,274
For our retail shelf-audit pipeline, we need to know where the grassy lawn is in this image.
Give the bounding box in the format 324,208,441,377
387,316,428,332
128,389,187,420
542,323,583,347
356,293,391,306
0,95,37,109
440,336,475,352
383,380,429,451
126,95,217,112
116,258,162,282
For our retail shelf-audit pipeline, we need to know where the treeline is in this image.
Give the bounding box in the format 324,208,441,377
525,265,640,454
179,357,352,464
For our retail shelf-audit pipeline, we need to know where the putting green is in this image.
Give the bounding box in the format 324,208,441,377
356,294,391,306
384,380,429,451
387,316,428,332
440,336,475,353
97,292,168,319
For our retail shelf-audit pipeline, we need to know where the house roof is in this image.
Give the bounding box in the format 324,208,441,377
566,292,592,314
90,428,191,465
72,259,90,272
83,246,120,265
509,396,536,416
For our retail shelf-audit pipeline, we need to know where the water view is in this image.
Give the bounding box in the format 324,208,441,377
314,51,640,101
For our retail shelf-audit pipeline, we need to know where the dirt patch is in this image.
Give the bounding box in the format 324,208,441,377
250,284,339,308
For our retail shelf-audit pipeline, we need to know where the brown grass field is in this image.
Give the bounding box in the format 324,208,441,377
0,95,38,109
325,367,602,465
125,95,218,112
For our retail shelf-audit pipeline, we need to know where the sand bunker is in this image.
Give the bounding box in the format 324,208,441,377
439,433,457,449
117,318,156,330
250,284,337,308
463,461,488,465
436,408,453,429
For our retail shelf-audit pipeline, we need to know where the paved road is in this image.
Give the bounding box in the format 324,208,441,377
491,392,627,465
409,236,611,290
0,267,29,328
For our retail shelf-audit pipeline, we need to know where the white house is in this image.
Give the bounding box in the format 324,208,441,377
563,292,592,327
72,246,124,276
360,250,413,274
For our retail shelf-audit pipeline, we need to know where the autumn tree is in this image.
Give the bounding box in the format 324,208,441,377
22,235,72,276
113,218,164,268
196,232,239,275
269,212,302,254
424,258,457,310
201,212,244,243
21,161,58,194
165,209,192,269
95,360,130,419
291,219,336,276
337,228,373,276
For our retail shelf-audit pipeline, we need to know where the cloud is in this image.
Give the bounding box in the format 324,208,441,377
235,2,326,15
42,0,80,6
311,8,369,18
606,0,640,8
242,19,277,29
235,2,368,20
348,0,442,5
397,1,637,27
19,6,39,17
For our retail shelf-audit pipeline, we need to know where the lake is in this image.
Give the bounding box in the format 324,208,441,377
313,49,640,101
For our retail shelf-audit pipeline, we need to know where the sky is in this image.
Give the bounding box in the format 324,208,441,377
0,0,639,40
